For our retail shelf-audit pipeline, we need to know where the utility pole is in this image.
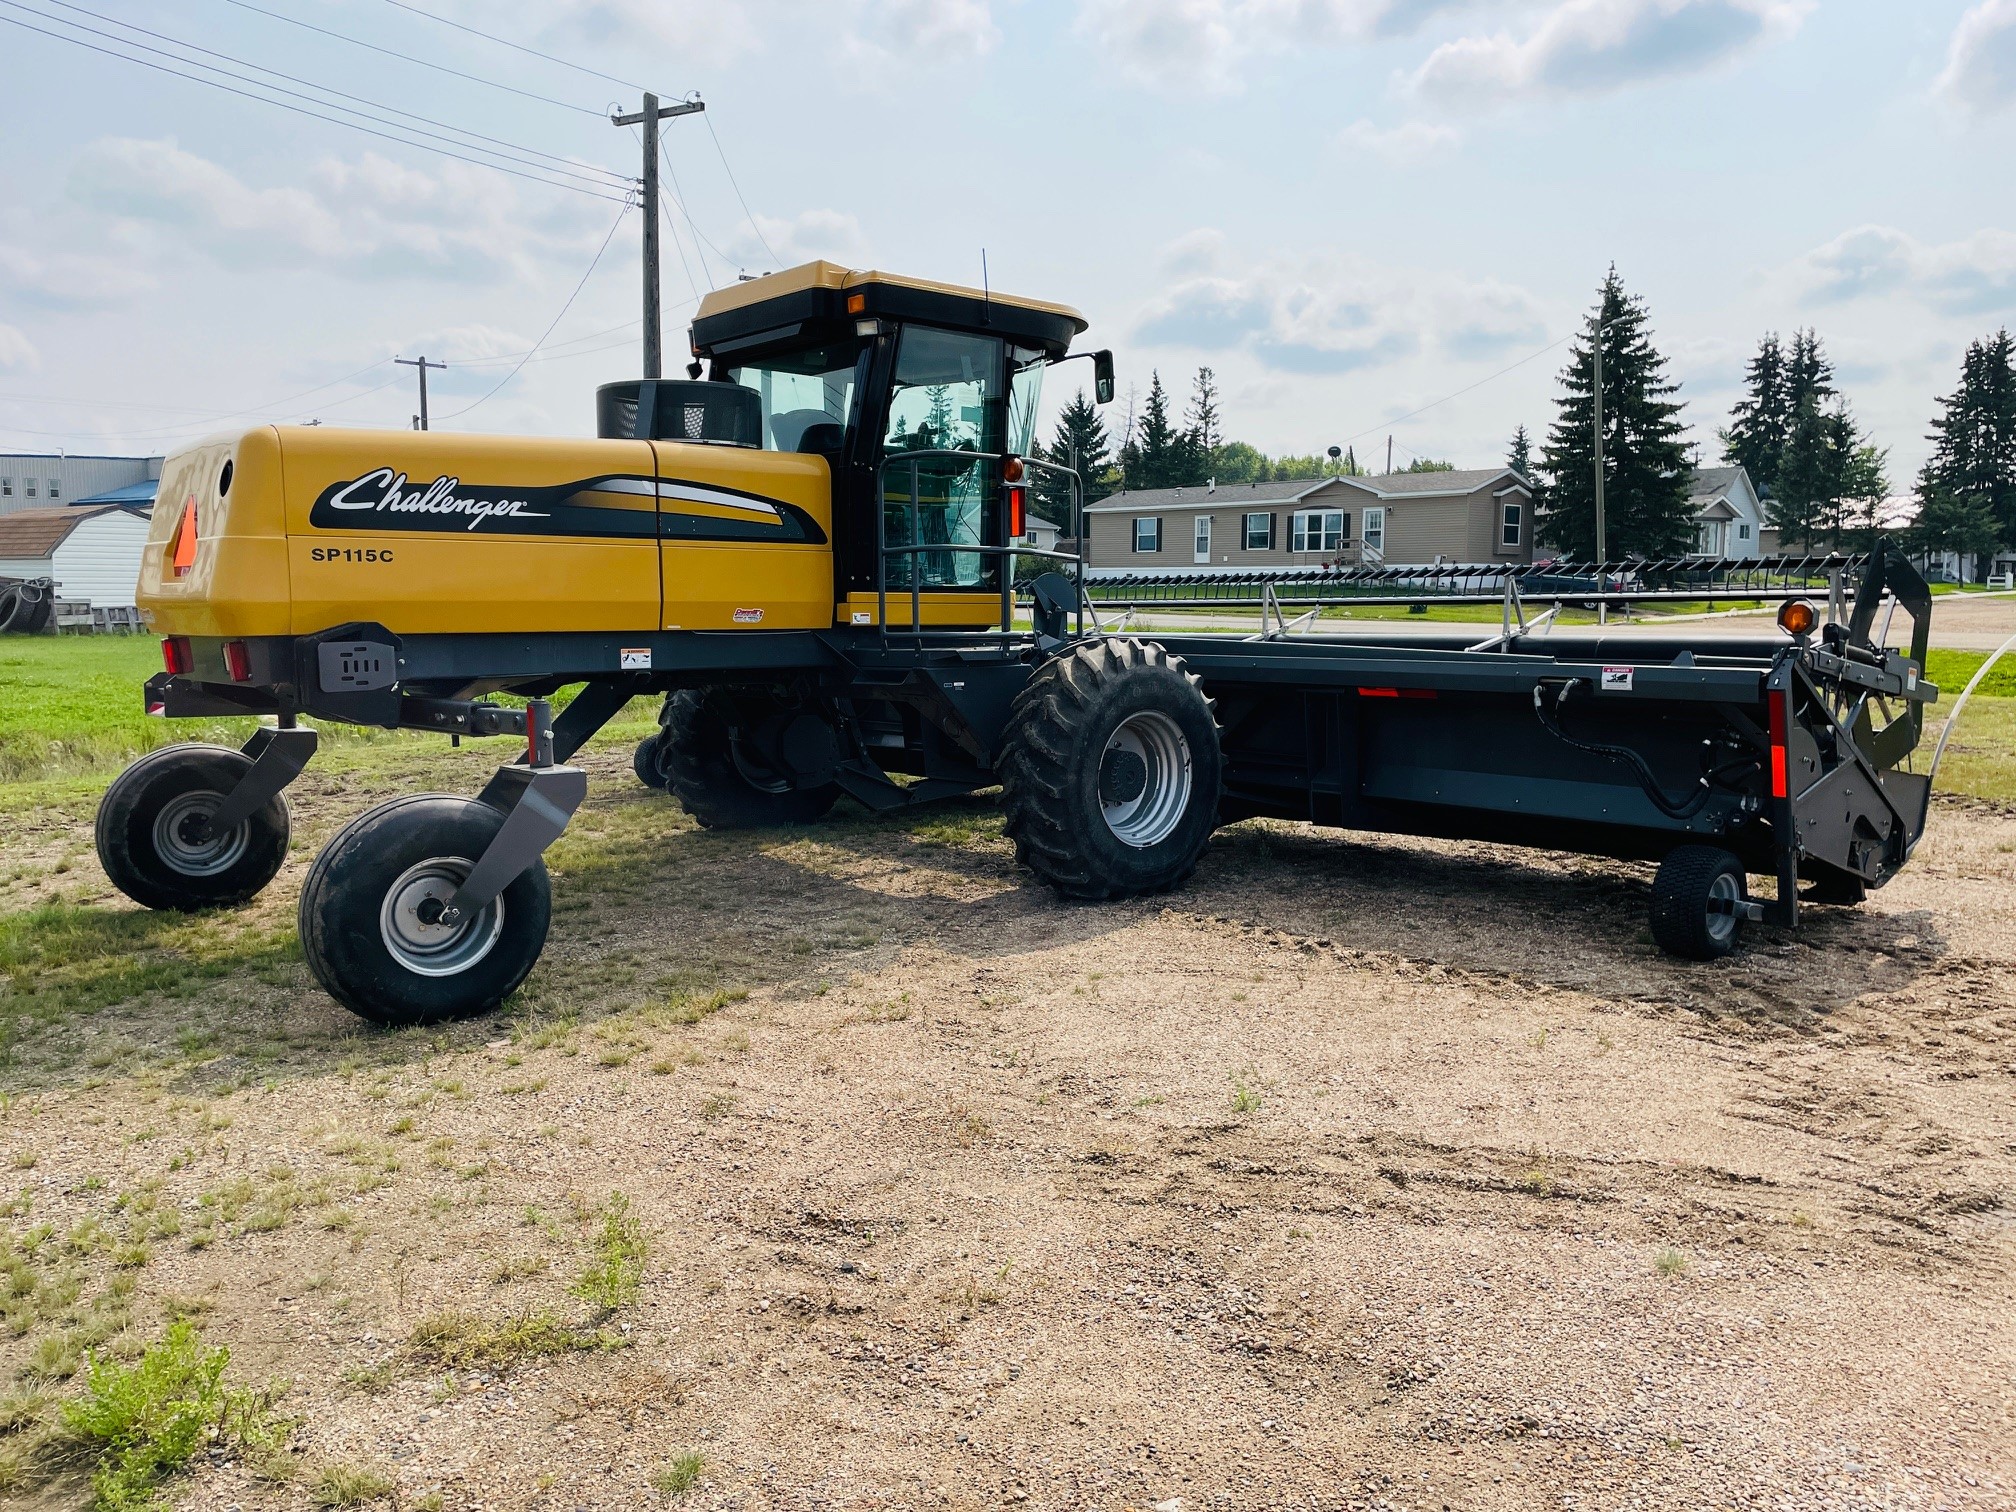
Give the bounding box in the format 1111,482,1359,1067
395,355,446,431
1592,321,1608,623
611,92,705,379
1386,435,1393,476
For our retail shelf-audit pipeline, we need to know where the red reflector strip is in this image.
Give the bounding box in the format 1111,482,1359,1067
223,640,252,683
162,636,192,675
1008,485,1026,539
1357,686,1437,700
1768,687,1789,799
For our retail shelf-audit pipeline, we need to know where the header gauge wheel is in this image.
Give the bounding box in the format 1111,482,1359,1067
999,638,1222,900
299,795,551,1026
95,744,290,911
1650,844,1749,961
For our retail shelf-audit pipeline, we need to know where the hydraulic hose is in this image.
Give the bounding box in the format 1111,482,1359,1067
1532,679,1719,821
1927,631,2016,788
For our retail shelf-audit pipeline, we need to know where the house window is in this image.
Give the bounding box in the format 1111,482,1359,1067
1291,509,1345,553
24,480,35,498
1738,522,1751,541
1242,512,1273,550
47,479,59,500
1500,501,1522,549
0,477,11,497
1133,516,1161,553
1193,515,1211,563
1361,506,1385,555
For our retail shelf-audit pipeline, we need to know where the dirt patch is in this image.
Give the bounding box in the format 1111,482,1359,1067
1,747,2012,1510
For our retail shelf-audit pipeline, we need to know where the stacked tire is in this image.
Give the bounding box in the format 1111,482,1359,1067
0,581,52,635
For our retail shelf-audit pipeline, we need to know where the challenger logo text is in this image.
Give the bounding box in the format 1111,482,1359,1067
321,468,547,532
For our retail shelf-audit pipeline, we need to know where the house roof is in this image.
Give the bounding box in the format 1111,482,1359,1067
0,505,146,559
1686,466,1748,501
71,479,158,506
1084,468,1527,514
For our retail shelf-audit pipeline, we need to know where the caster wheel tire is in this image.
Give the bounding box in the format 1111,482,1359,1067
94,743,290,911
1650,844,1749,960
999,638,1223,900
659,689,840,829
632,731,667,790
299,794,551,1026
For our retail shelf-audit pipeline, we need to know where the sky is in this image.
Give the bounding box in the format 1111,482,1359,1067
0,0,2012,488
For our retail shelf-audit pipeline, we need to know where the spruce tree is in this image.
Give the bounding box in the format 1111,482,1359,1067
1133,371,1181,490
1507,425,1536,482
1536,268,1695,560
1039,389,1112,516
1918,330,2016,559
1786,328,1836,414
1722,332,1789,489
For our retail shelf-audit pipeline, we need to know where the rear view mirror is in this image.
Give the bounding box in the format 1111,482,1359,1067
1094,350,1116,405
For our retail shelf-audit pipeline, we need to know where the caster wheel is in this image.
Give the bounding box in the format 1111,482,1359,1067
95,743,290,911
299,794,551,1026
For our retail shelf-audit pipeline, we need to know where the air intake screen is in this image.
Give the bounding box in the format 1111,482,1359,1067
595,381,762,447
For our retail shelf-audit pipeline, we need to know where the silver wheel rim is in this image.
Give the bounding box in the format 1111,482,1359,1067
379,858,505,977
1706,872,1741,945
152,791,249,877
1100,710,1194,849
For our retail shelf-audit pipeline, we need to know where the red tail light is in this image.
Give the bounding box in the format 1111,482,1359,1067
1768,685,1789,799
223,640,253,683
1008,485,1027,540
162,636,192,675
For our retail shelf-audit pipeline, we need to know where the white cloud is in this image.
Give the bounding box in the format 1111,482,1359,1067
67,139,607,285
1796,224,2016,317
1937,0,2016,114
723,209,870,274
1131,233,1548,374
1336,118,1462,161
1073,0,1492,93
1408,0,1812,105
0,243,153,310
0,324,40,374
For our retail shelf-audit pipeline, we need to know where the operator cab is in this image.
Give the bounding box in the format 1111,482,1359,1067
682,261,1104,627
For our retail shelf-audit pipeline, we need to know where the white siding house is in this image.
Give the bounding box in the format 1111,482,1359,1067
0,506,154,608
1687,467,1766,559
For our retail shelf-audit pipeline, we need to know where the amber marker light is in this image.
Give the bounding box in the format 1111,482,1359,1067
1778,599,1817,637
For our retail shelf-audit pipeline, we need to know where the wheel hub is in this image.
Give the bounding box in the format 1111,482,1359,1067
1099,711,1194,850
380,859,504,977
152,791,249,877
1705,873,1741,945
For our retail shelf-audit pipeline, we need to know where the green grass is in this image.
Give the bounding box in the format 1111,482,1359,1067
0,635,658,790
59,1319,283,1511
1925,648,2016,701
653,1451,705,1497
1930,697,2016,805
571,1193,648,1318
405,1309,616,1371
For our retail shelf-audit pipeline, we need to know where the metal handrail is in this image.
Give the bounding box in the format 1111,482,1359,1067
873,448,1085,643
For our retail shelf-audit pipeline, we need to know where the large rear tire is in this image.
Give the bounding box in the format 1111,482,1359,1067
95,744,290,911
298,795,550,1026
999,638,1222,900
659,689,840,829
1650,844,1748,960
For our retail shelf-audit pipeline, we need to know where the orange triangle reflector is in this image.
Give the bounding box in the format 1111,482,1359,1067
171,495,199,576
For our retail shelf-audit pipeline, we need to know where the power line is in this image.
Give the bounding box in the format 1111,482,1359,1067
15,0,631,192
381,0,651,94
703,113,779,267
221,0,604,118
1336,331,1573,450
660,133,725,284
436,197,635,422
0,9,631,202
